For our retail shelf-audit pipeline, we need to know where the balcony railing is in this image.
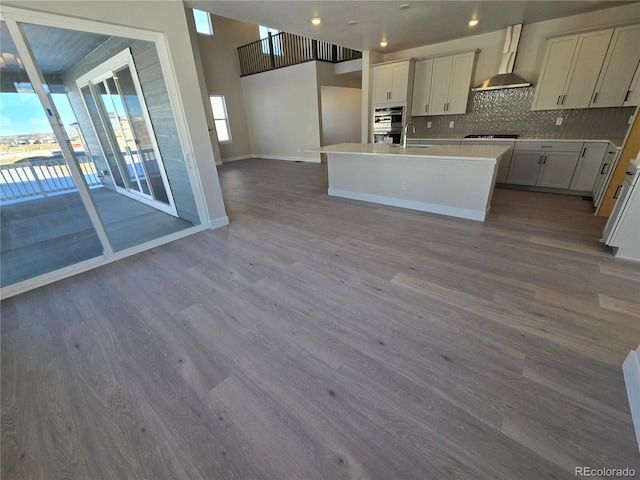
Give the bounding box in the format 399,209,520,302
238,31,362,77
0,155,103,204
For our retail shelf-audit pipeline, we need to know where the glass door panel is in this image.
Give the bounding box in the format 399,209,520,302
0,20,104,287
80,84,126,189
114,65,169,204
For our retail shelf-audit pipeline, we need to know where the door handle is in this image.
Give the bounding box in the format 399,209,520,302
600,163,608,175
614,185,622,199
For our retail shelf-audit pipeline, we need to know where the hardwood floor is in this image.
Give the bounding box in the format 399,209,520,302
2,158,639,479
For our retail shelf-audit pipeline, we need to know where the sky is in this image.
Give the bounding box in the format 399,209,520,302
0,92,78,137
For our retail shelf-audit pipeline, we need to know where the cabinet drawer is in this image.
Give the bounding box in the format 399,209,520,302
514,141,583,152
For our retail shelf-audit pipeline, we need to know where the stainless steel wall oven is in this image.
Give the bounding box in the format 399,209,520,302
372,105,404,144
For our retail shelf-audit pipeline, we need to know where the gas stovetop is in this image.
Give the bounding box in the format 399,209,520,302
464,134,519,139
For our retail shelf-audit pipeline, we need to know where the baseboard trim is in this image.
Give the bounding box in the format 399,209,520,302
252,154,321,163
623,346,640,452
222,155,252,163
208,216,229,229
327,188,487,221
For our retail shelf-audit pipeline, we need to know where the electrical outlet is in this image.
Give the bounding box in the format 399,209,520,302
427,121,432,128
449,121,454,128
401,181,408,191
555,117,563,126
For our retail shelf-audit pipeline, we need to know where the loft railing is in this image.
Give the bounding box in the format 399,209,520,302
238,31,362,77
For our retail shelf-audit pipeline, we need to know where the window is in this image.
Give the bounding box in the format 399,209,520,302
193,9,213,35
209,95,231,143
259,25,281,55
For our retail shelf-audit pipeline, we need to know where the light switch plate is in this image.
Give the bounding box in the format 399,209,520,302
449,121,454,128
555,117,563,126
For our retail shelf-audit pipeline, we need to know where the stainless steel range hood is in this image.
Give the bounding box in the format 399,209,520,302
473,24,531,91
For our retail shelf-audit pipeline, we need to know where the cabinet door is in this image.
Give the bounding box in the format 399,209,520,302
447,52,475,115
591,25,640,108
562,29,613,109
429,56,453,115
372,65,392,104
507,151,543,185
537,152,580,189
532,35,578,110
411,59,433,116
624,62,640,107
389,62,410,103
570,142,608,191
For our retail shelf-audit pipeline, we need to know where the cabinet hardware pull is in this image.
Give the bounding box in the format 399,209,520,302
557,95,561,105
592,92,598,104
613,185,622,199
543,155,546,165
581,148,586,157
624,90,631,102
561,95,566,105
539,155,544,165
541,146,552,148
600,163,608,175
425,104,428,112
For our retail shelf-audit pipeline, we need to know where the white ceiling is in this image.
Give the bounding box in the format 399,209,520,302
186,0,637,52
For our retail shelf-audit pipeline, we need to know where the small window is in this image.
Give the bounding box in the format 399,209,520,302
193,9,213,35
209,95,231,143
259,25,281,56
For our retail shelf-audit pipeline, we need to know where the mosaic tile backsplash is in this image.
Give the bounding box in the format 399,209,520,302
410,87,634,146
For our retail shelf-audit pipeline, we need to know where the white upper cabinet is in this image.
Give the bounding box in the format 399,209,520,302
372,59,415,105
533,24,640,110
412,51,476,116
624,62,640,107
532,30,613,110
411,59,434,116
591,24,640,108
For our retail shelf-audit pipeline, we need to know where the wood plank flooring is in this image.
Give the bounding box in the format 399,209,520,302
2,158,639,479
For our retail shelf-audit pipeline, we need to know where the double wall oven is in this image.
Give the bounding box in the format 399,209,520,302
372,106,404,144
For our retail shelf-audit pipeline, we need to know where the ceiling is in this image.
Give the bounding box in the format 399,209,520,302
186,0,638,52
1,20,110,79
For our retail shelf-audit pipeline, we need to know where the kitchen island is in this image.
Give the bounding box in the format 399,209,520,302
309,143,510,221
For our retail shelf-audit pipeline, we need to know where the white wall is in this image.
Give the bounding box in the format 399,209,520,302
382,3,640,88
320,86,362,145
241,61,322,162
195,14,257,162
4,0,228,224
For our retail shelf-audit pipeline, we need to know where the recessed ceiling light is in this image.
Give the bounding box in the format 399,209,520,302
469,19,479,26
348,20,358,25
400,4,411,9
311,17,322,26
380,40,388,47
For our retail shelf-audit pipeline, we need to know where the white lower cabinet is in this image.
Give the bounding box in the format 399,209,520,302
570,142,609,191
507,142,582,189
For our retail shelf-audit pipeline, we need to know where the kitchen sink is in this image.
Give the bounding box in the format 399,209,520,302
388,144,432,148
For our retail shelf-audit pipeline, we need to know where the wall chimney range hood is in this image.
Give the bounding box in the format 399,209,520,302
473,24,531,91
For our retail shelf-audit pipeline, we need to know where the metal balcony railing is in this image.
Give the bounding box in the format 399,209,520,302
238,31,362,77
0,155,102,204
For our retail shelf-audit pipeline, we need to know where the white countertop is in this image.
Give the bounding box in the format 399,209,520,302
309,143,510,162
409,137,621,147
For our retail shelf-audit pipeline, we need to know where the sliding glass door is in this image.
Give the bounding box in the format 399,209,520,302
77,50,176,215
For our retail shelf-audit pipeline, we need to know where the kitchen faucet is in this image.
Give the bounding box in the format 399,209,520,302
401,122,415,148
